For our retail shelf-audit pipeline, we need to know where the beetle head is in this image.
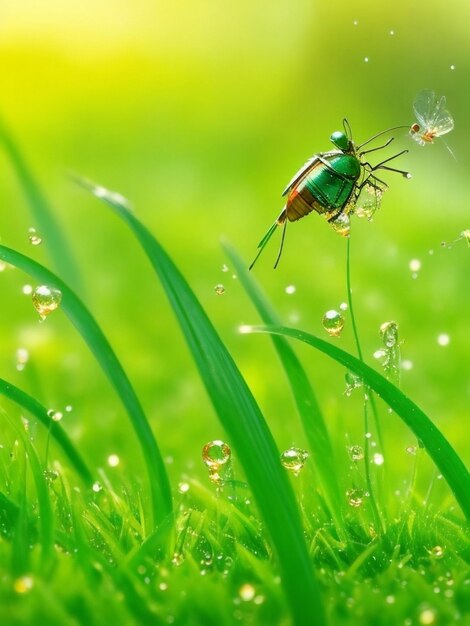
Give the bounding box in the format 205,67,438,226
330,131,351,152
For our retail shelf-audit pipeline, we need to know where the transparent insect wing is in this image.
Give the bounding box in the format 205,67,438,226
413,90,437,128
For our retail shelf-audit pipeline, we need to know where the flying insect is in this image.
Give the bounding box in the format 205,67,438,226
410,90,454,145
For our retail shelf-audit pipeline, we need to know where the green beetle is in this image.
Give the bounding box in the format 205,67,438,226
250,121,410,269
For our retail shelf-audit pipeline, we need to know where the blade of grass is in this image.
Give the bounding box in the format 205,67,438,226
222,241,344,533
0,245,172,530
78,179,326,626
0,120,82,290
0,377,93,485
249,325,470,521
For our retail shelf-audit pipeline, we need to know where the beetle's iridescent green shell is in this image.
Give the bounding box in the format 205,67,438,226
286,153,361,221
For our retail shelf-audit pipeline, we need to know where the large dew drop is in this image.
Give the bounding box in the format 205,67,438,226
32,285,62,320
322,310,345,337
280,447,309,477
380,321,398,347
346,488,364,508
202,440,231,484
330,213,350,237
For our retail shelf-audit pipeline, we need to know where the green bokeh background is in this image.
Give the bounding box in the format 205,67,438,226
0,1,468,500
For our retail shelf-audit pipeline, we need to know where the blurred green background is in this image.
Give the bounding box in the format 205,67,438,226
0,0,468,501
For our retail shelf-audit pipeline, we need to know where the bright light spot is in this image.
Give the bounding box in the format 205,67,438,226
22,284,33,295
239,583,256,601
364,57,369,63
373,453,384,466
92,481,102,493
386,595,395,604
13,576,34,594
389,29,395,35
238,324,252,334
450,64,456,70
419,608,436,624
401,359,413,371
285,285,296,295
437,333,450,346
178,481,190,493
107,454,120,467
409,259,421,272
339,302,348,311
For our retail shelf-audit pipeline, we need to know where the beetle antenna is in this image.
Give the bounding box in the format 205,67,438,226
357,125,410,149
343,118,353,141
359,137,394,156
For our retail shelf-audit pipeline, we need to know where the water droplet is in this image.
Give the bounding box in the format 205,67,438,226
386,595,395,604
221,264,229,273
322,310,345,337
47,409,63,422
364,57,369,63
178,481,190,494
339,302,348,311
214,284,225,296
365,432,372,439
401,359,413,371
32,285,62,320
43,469,59,483
280,447,309,476
406,445,417,456
159,582,168,591
15,348,29,371
107,454,120,467
430,545,444,558
65,405,73,412
389,29,395,36
419,608,436,624
373,349,386,360
348,445,364,462
202,440,231,483
92,481,102,493
346,488,364,508
409,258,421,272
354,181,385,220
373,453,384,466
238,324,252,334
28,227,42,246
285,285,296,295
13,575,34,594
437,333,450,346
330,212,350,236
450,64,455,70
345,370,362,396
380,321,398,348
22,284,33,295
239,583,256,601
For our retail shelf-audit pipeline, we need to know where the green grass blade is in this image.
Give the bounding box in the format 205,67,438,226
222,241,344,530
250,325,470,522
79,180,325,626
0,120,82,290
0,245,172,530
0,377,93,485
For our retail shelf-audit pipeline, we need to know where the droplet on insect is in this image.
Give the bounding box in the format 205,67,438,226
280,447,309,476
16,348,29,371
419,608,436,624
354,182,384,220
345,370,362,396
437,333,450,346
214,284,225,295
380,321,398,348
202,440,231,484
47,409,63,422
239,583,256,602
221,264,229,273
107,454,120,467
348,445,364,462
322,310,345,337
330,212,350,237
373,453,384,466
28,227,42,246
430,545,444,558
409,258,421,273
285,285,296,295
13,575,34,594
32,285,62,320
346,488,364,508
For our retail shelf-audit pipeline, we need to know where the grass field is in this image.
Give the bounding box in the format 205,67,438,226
0,1,469,625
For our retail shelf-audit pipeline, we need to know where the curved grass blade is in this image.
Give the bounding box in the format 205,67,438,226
78,180,326,626
0,120,82,290
0,377,93,485
222,241,344,532
0,245,172,530
250,325,470,522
